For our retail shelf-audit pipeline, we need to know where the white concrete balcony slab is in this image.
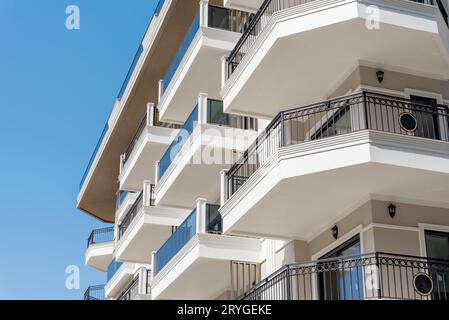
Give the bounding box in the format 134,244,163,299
105,261,151,299
224,0,262,12
222,0,449,118
150,200,262,300
119,104,181,191
155,95,258,209
158,2,253,123
220,92,449,240
85,227,114,272
115,182,190,263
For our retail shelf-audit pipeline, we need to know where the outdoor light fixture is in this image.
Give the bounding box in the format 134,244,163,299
331,225,339,240
377,70,385,83
388,203,397,219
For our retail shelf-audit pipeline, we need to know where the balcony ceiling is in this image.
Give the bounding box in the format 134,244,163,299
77,0,199,222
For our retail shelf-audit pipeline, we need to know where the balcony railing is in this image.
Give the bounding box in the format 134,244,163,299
122,107,182,167
162,5,253,95
107,259,123,281
84,285,105,300
239,252,449,300
226,91,449,199
155,208,197,275
226,0,449,78
118,276,140,300
162,12,200,94
79,123,109,190
206,204,222,234
118,186,155,240
87,227,114,248
158,99,257,180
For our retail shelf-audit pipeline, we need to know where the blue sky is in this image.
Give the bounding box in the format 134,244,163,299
0,0,157,299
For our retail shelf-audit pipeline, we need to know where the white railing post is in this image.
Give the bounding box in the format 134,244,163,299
220,169,228,206
143,180,153,207
158,80,164,103
221,56,228,88
198,93,208,125
199,0,209,28
119,153,126,175
155,161,160,184
196,198,207,234
147,103,155,126
151,251,156,280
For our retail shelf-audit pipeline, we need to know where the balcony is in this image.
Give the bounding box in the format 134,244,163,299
220,91,449,239
155,95,258,209
105,260,151,299
84,285,105,300
118,104,181,191
150,200,262,300
85,227,114,272
115,181,189,263
116,268,151,300
222,0,449,118
240,252,449,300
77,0,200,223
158,1,253,123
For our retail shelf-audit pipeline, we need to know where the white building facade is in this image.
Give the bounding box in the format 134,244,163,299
80,0,449,300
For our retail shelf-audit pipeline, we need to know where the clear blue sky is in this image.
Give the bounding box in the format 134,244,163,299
0,0,157,299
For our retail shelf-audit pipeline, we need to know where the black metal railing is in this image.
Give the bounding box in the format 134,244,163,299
226,91,449,199
87,227,114,248
84,285,105,300
118,187,155,240
146,269,152,295
239,252,449,300
118,276,140,300
226,0,449,78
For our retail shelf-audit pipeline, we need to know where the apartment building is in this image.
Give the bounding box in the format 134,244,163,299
80,0,449,300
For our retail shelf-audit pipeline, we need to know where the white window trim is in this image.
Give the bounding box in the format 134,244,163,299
418,223,449,258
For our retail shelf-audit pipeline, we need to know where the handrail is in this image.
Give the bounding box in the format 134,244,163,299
87,226,114,248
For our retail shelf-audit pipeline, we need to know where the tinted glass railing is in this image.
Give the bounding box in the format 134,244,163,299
107,259,123,281
155,208,197,274
84,285,105,300
87,226,114,248
206,204,222,234
159,106,199,179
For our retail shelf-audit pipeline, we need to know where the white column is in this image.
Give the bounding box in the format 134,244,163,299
143,180,153,207
199,0,209,28
155,161,160,184
151,251,156,280
196,198,207,234
158,80,164,102
197,93,208,125
221,56,228,88
147,102,155,126
119,153,125,175
220,169,228,206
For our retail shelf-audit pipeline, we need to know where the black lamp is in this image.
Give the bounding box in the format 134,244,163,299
388,203,397,219
377,70,385,83
331,225,339,240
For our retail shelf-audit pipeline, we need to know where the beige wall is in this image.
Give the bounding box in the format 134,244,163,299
330,65,449,100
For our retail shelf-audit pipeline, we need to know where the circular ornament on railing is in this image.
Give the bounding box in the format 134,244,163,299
399,112,418,132
413,273,433,296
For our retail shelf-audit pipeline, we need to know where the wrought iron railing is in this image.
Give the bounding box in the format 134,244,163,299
107,259,124,281
239,252,449,300
84,285,105,300
118,276,140,300
87,226,114,248
226,0,449,78
226,91,449,199
155,208,197,274
118,187,155,240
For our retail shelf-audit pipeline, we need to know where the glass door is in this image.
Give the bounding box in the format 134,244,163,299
410,95,440,140
425,230,449,300
318,236,363,300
